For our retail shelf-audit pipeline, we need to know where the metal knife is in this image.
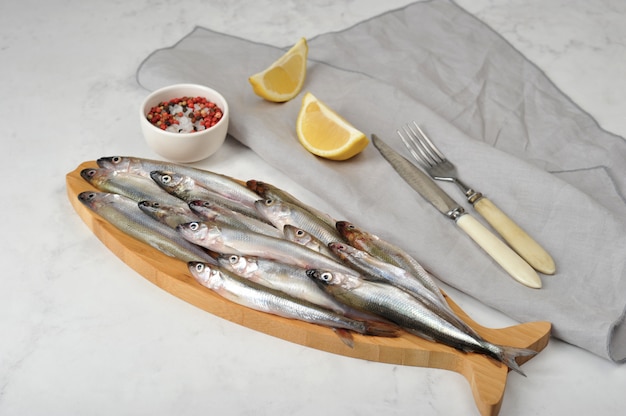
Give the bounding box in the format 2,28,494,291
372,134,542,289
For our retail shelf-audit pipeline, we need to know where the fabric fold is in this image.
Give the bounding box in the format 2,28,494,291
136,0,626,362
307,0,626,217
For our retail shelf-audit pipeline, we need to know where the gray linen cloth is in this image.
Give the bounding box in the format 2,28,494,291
137,0,626,362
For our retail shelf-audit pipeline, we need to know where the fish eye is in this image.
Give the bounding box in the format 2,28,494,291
112,156,121,163
161,174,171,184
189,222,200,231
295,229,305,237
228,255,239,264
194,263,204,273
320,272,333,282
80,192,96,201
264,198,274,206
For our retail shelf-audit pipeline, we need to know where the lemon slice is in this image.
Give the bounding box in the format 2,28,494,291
296,92,369,161
249,38,308,102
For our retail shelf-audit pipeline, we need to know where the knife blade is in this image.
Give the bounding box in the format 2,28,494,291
372,134,542,289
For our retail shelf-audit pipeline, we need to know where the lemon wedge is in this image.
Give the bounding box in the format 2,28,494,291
248,37,308,102
296,92,369,160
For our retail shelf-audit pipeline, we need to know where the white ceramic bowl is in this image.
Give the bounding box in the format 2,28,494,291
139,83,229,163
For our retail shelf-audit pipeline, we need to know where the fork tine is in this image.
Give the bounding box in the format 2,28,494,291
405,123,439,165
409,121,446,163
397,122,444,168
397,127,432,167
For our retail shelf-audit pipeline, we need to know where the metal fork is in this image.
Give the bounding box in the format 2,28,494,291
398,122,480,201
397,122,555,275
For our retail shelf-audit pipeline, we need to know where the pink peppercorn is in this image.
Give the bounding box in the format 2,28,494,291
146,96,223,133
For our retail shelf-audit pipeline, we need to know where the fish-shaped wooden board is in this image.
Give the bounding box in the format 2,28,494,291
66,161,551,416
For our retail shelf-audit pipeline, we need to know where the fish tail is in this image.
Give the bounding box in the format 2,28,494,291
495,345,538,377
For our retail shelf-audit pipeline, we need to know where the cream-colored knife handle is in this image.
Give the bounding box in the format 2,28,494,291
473,197,556,275
456,214,542,289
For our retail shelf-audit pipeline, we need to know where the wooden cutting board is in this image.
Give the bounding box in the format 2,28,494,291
66,161,551,416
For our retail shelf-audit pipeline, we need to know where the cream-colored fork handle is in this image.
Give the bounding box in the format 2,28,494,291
473,197,556,275
456,214,542,288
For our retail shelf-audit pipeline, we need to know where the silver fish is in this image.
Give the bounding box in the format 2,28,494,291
188,261,399,343
97,156,260,209
150,170,267,222
217,254,361,316
78,191,216,265
337,220,444,302
247,179,337,229
81,167,189,210
138,200,201,228
329,241,479,338
283,224,335,258
177,221,357,276
254,197,343,245
307,269,536,376
189,199,283,238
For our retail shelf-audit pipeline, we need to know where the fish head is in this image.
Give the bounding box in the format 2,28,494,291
188,261,223,289
254,197,290,221
177,221,210,241
150,170,186,191
217,254,255,275
306,269,361,294
306,269,361,290
137,200,170,221
138,200,162,213
329,242,367,260
78,191,118,210
335,221,360,241
97,156,151,177
188,200,219,220
78,191,102,209
283,225,311,244
80,167,115,187
335,221,376,250
141,200,187,215
246,180,268,196
188,261,209,283
177,221,225,250
97,156,131,172
328,242,349,260
306,269,336,285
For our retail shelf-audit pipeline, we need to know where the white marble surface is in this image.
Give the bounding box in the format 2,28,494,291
1,0,625,415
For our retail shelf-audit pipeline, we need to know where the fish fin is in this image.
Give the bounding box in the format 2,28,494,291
343,307,393,324
404,328,439,343
496,345,538,377
333,328,355,348
363,321,401,338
